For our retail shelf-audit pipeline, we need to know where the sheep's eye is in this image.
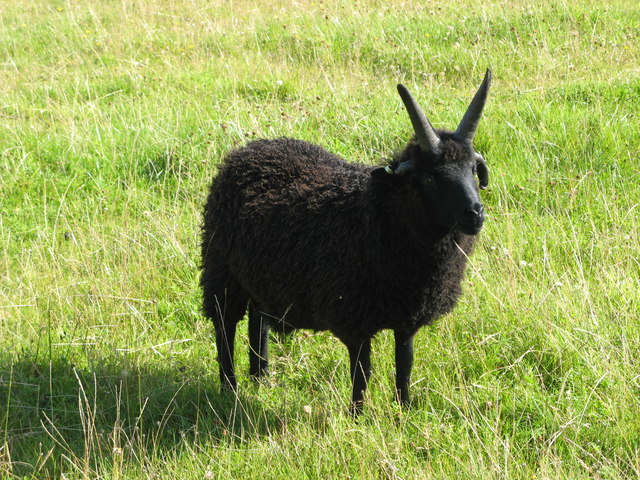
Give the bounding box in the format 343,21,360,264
421,173,435,184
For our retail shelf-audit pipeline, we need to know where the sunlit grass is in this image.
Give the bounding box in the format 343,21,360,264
1,0,639,478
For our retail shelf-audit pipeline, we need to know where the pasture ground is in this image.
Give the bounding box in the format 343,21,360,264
1,1,639,478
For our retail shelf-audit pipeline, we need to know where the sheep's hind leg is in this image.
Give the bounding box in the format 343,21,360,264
248,302,269,380
347,338,372,416
394,330,414,406
203,271,248,393
216,315,239,392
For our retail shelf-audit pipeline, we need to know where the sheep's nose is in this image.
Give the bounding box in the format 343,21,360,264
463,203,484,222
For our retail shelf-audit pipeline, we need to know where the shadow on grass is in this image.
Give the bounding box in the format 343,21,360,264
0,354,282,477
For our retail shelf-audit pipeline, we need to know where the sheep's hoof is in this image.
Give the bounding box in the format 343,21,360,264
348,401,364,418
220,377,238,395
249,372,270,386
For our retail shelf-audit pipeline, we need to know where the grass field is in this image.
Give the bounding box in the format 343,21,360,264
1,0,639,478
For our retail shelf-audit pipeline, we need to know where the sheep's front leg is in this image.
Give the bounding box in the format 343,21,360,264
394,330,414,406
248,303,269,379
348,338,372,416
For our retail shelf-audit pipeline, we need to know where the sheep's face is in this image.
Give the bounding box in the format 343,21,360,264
370,141,487,235
419,150,485,236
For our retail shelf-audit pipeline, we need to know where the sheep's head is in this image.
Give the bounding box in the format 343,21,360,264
372,69,491,236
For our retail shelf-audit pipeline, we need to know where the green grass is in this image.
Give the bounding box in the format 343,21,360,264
1,0,639,478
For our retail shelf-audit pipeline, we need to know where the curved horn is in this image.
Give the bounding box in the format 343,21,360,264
454,69,492,144
397,84,442,156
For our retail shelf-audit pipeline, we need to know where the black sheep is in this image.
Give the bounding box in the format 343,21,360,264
201,70,492,414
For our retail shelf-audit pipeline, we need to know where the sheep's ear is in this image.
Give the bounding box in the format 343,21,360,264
476,154,489,189
371,166,394,179
371,166,404,184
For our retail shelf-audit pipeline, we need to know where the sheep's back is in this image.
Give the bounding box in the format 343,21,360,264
202,138,375,335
